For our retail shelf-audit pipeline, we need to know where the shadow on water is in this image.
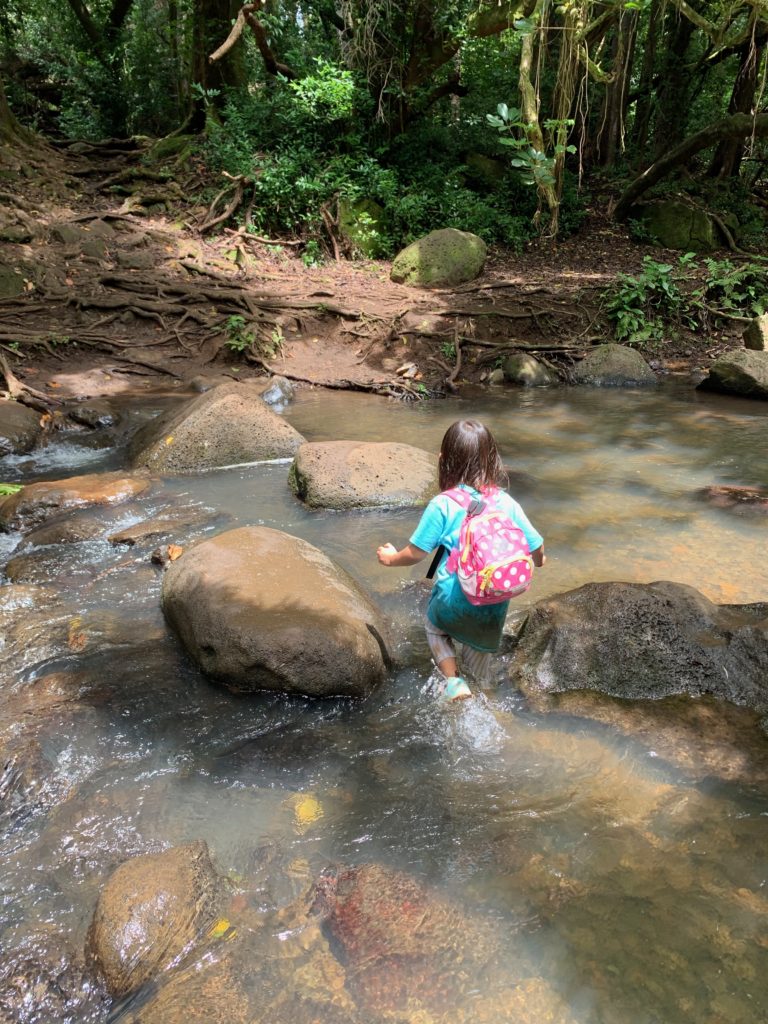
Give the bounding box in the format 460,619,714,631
2,382,768,1023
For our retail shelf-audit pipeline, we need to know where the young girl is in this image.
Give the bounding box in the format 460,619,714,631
377,419,545,702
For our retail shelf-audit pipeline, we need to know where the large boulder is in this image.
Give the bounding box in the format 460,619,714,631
509,581,768,708
0,471,150,532
573,343,656,386
130,382,305,473
390,228,487,287
87,841,220,997
697,347,768,399
162,526,391,697
289,441,437,509
640,200,718,252
0,400,43,455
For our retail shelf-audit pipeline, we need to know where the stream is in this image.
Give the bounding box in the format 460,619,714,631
2,380,768,1023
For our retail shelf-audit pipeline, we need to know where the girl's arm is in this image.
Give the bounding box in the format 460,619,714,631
377,542,429,567
531,544,546,567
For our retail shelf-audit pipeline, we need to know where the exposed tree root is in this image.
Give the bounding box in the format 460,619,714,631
0,354,61,413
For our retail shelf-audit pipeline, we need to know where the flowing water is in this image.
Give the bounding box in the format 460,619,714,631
2,381,768,1023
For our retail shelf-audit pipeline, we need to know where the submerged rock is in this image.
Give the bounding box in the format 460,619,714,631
699,484,768,514
390,228,487,287
162,526,391,697
0,471,150,532
0,399,43,455
311,863,497,1015
573,344,656,386
0,933,107,1024
289,440,437,509
87,841,220,997
129,381,305,473
509,580,768,709
697,347,768,399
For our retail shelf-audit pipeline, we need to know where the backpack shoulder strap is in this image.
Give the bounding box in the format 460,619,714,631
443,487,485,515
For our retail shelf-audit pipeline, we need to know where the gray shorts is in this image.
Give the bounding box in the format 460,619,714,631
424,616,495,683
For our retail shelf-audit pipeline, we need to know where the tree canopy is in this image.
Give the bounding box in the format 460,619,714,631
2,0,768,246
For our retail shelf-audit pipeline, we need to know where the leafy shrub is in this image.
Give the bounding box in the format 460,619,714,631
605,254,695,345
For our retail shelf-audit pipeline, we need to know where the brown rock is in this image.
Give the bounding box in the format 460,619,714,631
129,381,304,474
87,841,220,997
289,440,437,509
0,399,43,455
0,472,151,532
162,526,391,697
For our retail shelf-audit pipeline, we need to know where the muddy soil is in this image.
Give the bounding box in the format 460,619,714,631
0,135,741,406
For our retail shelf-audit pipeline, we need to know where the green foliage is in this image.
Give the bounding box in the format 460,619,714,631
289,59,357,123
223,315,254,353
604,254,695,345
0,483,23,496
486,103,575,191
699,259,768,318
605,254,768,346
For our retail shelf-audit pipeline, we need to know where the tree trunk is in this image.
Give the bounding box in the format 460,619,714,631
650,12,694,159
189,0,247,131
595,11,637,167
708,38,764,178
631,0,661,155
615,112,768,220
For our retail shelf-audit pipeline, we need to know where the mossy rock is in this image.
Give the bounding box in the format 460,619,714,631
390,228,487,288
464,153,506,191
0,266,25,298
146,134,195,163
639,200,718,253
338,198,384,258
573,344,656,387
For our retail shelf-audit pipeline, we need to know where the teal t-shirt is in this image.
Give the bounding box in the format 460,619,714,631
410,485,543,653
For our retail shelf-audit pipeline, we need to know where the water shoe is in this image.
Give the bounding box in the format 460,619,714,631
437,676,472,703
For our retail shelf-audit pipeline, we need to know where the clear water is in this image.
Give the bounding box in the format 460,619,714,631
2,381,768,1023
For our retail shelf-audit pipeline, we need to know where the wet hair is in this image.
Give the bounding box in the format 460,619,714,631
438,419,507,492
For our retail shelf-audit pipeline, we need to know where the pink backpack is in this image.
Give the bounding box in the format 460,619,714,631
443,487,534,606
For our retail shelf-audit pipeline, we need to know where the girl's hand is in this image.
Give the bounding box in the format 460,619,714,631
377,543,398,566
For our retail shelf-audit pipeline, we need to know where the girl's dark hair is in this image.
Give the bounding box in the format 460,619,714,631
438,419,507,492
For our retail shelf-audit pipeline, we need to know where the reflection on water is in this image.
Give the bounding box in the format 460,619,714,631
1,382,768,1023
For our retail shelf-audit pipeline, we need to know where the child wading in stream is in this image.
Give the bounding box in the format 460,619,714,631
377,419,545,702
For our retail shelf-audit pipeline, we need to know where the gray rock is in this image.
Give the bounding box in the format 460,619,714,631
0,400,43,455
68,400,119,428
743,315,768,351
573,344,656,386
50,222,84,246
130,382,305,474
697,348,768,399
390,229,487,288
509,581,768,709
87,841,219,997
162,526,391,697
502,353,554,387
289,441,436,509
487,367,505,386
259,375,294,407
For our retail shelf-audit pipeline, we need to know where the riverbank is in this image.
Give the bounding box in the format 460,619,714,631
0,137,744,406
